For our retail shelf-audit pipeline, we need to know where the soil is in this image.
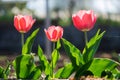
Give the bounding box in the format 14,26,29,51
70,76,105,80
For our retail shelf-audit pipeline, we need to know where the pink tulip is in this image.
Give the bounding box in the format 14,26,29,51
44,26,63,42
14,15,36,33
72,10,97,31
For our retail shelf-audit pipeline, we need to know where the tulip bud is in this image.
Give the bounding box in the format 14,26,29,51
72,10,97,31
14,15,36,33
44,26,63,42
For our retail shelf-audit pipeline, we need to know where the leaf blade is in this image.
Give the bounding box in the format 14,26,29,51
62,38,84,67
88,58,120,77
55,63,74,79
83,29,105,62
12,54,37,79
37,45,52,77
22,28,39,55
51,49,60,70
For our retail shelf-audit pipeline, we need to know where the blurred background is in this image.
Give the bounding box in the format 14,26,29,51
0,0,120,57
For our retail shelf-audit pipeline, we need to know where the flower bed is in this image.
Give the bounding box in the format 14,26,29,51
0,10,120,80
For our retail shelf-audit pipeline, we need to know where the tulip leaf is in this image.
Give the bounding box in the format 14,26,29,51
22,28,40,55
55,63,75,79
29,66,41,79
0,67,6,78
83,29,105,63
74,58,120,79
75,59,93,79
38,45,52,77
0,62,11,79
111,68,120,79
13,54,41,79
62,38,84,67
50,49,60,70
88,58,120,77
4,62,11,78
54,68,64,78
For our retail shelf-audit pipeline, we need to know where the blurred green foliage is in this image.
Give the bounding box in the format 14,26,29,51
97,17,120,27
0,1,26,22
0,14,14,22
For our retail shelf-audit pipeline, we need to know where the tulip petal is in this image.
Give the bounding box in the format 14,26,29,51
72,15,83,30
44,29,51,41
14,16,20,31
52,29,57,40
48,26,55,38
19,17,26,32
56,26,63,39
82,13,93,28
77,10,86,19
25,16,32,27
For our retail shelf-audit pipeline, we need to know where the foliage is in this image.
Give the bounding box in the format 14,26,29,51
0,63,10,79
97,17,120,27
13,54,41,79
61,29,120,79
12,28,41,79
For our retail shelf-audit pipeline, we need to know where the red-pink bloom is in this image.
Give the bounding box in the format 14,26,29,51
14,15,36,33
44,26,63,42
72,10,97,31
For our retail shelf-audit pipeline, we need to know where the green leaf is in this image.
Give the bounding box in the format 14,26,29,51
0,66,6,78
0,62,11,79
22,28,40,55
75,59,93,79
112,68,120,79
83,29,105,62
55,63,74,79
88,58,120,77
38,45,52,76
29,66,41,79
50,49,60,69
54,68,64,78
4,62,11,77
13,54,38,79
62,38,84,67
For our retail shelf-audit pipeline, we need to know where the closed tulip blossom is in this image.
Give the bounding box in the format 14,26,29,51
44,26,63,42
72,10,97,31
14,15,36,46
14,15,36,33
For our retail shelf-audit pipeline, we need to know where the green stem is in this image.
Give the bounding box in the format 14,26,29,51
84,31,88,45
21,33,24,47
51,42,55,78
53,42,56,51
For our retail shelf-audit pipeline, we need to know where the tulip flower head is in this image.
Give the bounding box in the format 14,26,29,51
72,10,97,31
14,15,36,33
44,26,63,42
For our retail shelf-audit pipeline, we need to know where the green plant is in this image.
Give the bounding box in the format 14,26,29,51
60,29,120,79
12,28,41,79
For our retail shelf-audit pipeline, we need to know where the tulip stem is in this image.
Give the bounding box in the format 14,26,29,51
51,42,55,78
84,31,88,45
21,33,24,47
53,42,56,51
